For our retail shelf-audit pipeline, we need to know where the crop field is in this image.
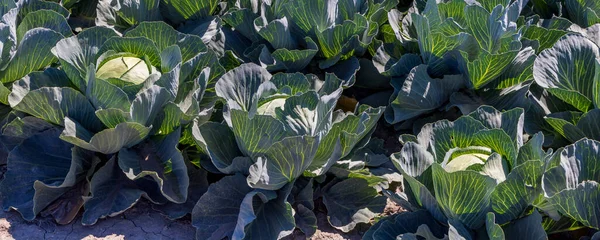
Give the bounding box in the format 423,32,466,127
0,0,599,239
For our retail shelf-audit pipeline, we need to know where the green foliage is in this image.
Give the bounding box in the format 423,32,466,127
372,106,550,239
1,0,600,239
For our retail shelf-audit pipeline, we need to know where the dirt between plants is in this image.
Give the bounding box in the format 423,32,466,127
0,197,402,240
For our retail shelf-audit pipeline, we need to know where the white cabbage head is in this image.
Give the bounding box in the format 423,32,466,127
96,57,159,84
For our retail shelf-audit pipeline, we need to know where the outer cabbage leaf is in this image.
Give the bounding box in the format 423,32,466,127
322,177,387,232
161,0,218,25
192,174,295,240
432,163,497,229
193,121,252,174
363,210,447,240
386,64,464,124
9,86,104,132
95,0,162,31
564,0,600,27
0,116,53,163
543,139,600,229
124,21,207,62
247,135,319,190
486,211,547,240
118,128,188,203
0,0,71,83
308,105,384,176
0,127,98,223
0,28,63,83
533,34,599,112
81,156,167,225
544,109,600,142
60,118,150,154
153,157,209,219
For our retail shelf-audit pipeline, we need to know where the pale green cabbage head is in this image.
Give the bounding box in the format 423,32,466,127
96,57,159,84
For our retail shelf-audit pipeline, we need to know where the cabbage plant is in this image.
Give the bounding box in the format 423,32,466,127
190,63,385,239
222,0,397,72
382,0,538,131
0,21,220,225
366,106,550,239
